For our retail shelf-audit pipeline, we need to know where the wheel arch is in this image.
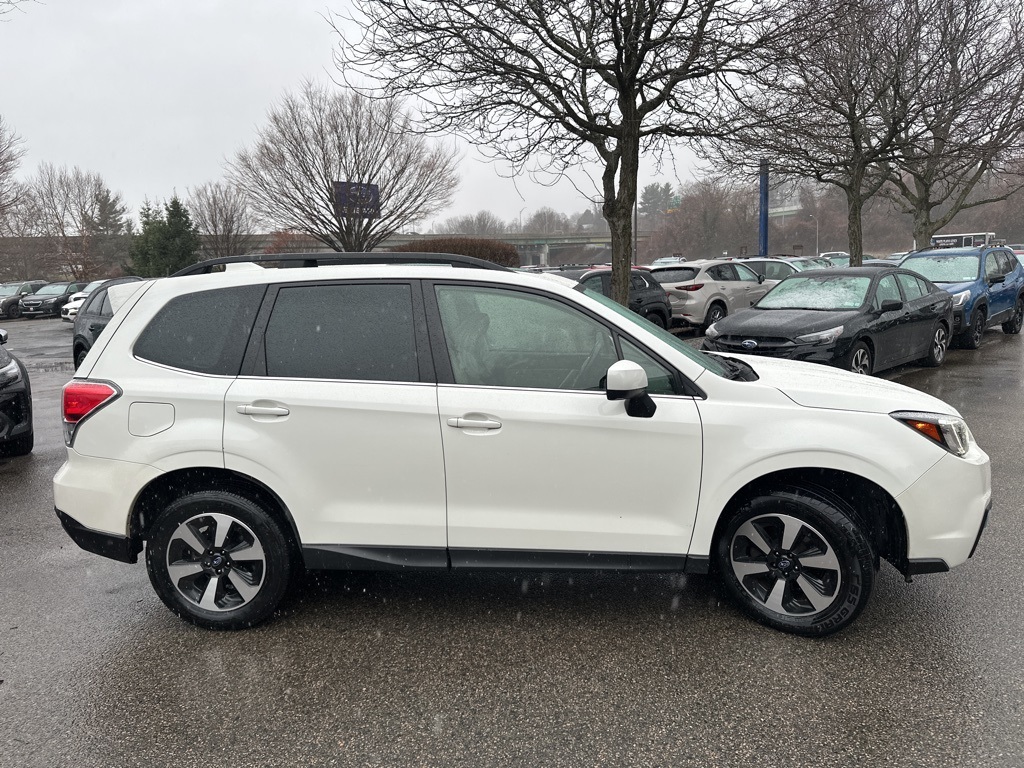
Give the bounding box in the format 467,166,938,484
130,467,302,556
710,467,909,575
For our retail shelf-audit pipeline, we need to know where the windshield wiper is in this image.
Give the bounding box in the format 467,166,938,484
714,355,759,381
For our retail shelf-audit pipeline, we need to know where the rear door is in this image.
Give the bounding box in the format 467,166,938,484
223,280,448,563
895,272,943,359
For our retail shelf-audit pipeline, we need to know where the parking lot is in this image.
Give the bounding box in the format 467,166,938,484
2,315,1024,767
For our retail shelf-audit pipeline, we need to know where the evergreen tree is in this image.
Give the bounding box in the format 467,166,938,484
129,196,201,277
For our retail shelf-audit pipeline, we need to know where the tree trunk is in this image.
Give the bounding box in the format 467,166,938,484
845,187,865,267
602,132,640,307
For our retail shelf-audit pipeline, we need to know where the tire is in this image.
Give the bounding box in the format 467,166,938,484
646,311,667,329
0,431,33,457
7,304,19,320
959,306,986,349
703,302,726,332
714,488,875,636
74,346,88,369
145,490,293,630
847,341,873,375
923,323,948,367
1002,296,1024,335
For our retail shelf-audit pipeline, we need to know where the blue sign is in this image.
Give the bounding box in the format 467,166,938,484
333,181,380,219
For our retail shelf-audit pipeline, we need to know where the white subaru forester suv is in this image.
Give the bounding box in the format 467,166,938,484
53,253,991,636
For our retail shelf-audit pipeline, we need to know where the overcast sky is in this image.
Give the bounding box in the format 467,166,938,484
0,0,695,229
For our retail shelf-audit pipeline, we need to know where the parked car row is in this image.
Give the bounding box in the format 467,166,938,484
0,279,89,320
699,244,1024,376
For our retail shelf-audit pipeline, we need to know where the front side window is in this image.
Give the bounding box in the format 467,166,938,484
874,275,902,308
734,263,760,282
263,284,418,382
436,285,618,390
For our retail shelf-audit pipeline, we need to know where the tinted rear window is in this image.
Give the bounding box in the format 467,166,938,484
134,285,264,375
652,268,698,283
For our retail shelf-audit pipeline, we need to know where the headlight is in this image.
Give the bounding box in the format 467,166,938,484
891,411,974,457
41,298,57,305
796,325,844,344
0,358,22,388
705,323,720,339
951,290,971,308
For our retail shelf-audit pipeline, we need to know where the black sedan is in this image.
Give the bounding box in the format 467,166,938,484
702,267,953,375
0,328,33,456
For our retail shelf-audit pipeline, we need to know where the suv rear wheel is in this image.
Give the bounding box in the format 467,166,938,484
714,489,875,636
146,490,293,630
1002,296,1024,335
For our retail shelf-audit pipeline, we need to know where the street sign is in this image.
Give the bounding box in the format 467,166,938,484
333,181,380,219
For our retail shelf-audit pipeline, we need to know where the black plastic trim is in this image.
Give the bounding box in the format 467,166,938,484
906,558,950,575
56,509,141,564
683,555,710,574
302,545,449,570
969,500,992,559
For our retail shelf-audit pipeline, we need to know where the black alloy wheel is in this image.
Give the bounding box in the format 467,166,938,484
714,488,875,636
847,341,873,375
646,311,667,329
146,490,294,630
1002,296,1024,335
7,304,19,319
961,306,987,349
923,324,948,367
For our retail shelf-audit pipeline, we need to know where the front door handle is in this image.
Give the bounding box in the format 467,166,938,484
446,417,501,430
237,404,290,417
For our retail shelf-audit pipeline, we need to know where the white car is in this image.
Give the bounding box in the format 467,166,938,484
60,279,107,323
53,253,991,636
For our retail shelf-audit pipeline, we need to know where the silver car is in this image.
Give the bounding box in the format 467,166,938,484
648,259,774,331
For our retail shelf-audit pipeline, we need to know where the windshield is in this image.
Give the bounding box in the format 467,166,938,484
580,287,730,377
82,280,106,293
35,283,68,296
757,275,870,310
903,255,980,283
0,284,18,296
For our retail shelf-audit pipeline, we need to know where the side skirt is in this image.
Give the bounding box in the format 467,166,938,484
302,545,707,574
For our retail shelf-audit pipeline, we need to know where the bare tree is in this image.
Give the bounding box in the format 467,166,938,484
334,0,805,304
437,211,508,236
29,163,130,278
187,182,261,257
705,0,942,265
0,115,25,223
883,0,1024,248
228,82,459,253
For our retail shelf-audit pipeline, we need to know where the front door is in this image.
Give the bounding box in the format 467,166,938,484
429,282,703,566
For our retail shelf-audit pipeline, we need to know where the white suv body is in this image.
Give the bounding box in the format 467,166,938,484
53,255,991,635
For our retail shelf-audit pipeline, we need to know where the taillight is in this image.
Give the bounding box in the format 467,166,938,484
676,283,705,292
62,380,120,445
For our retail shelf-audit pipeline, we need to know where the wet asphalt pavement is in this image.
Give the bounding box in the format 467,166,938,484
1,317,1022,767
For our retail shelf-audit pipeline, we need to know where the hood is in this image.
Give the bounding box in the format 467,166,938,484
729,353,959,416
715,307,861,337
932,280,975,295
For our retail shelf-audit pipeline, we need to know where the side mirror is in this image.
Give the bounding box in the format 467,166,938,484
0,329,7,345
606,360,657,418
757,274,765,284
879,299,903,313
989,274,1005,284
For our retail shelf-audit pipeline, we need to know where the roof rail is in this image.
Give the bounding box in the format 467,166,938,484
171,251,513,277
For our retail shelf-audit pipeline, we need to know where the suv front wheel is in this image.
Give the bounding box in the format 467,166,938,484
146,490,293,630
714,488,875,636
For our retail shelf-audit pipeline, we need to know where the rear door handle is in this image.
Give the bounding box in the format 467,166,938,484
446,417,501,430
237,404,290,417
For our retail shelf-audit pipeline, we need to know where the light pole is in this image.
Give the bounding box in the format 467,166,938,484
809,214,820,256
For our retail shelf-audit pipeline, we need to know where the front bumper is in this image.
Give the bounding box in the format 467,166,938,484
20,304,59,318
953,308,965,334
896,443,991,570
56,508,141,563
0,384,32,443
